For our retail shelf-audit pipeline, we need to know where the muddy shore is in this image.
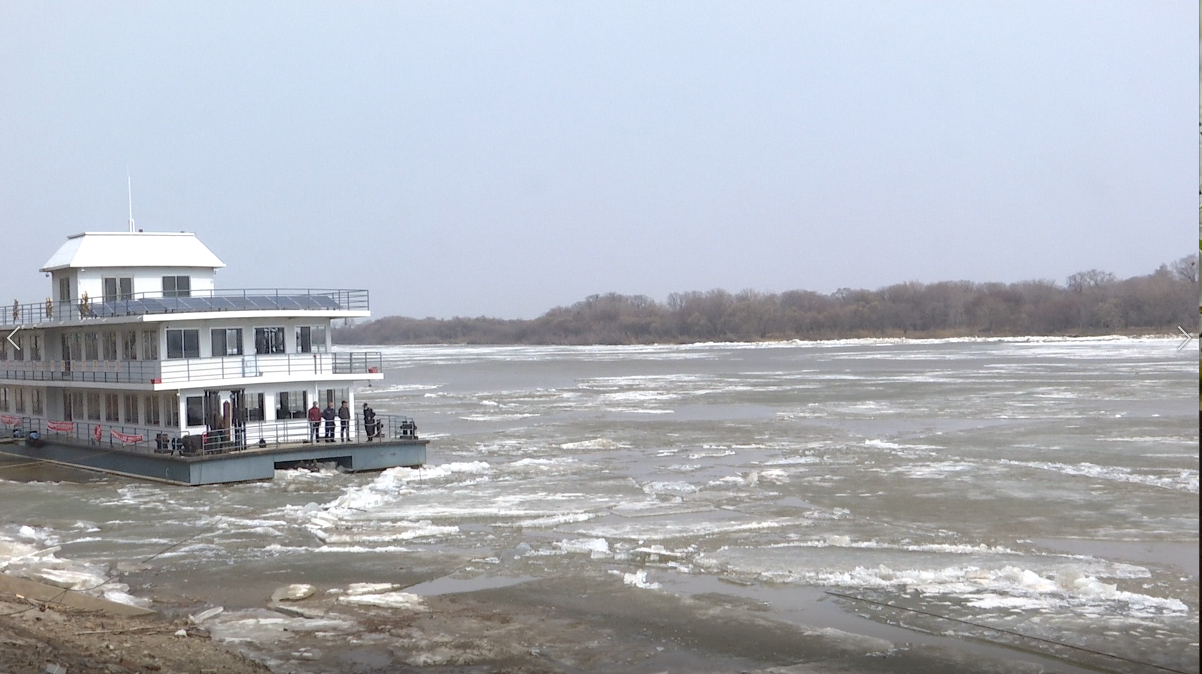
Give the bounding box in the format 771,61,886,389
0,568,1085,674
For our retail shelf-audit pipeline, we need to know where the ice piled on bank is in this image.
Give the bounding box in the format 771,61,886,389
337,583,426,610
207,609,357,645
0,526,150,609
613,569,661,590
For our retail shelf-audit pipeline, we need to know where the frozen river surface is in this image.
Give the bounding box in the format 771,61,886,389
0,337,1197,672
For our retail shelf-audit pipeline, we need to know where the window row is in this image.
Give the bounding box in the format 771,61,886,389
97,275,192,303
166,325,327,360
0,334,41,362
36,330,159,362
62,391,179,427
0,387,43,415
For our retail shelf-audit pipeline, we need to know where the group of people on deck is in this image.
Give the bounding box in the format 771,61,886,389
305,400,395,443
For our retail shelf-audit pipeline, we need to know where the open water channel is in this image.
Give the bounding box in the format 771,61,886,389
0,337,1196,673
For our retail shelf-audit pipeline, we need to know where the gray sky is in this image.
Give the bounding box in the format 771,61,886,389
1,2,1195,319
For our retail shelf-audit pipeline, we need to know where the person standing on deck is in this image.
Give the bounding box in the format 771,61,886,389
362,402,376,441
322,402,336,442
338,400,351,441
307,403,321,443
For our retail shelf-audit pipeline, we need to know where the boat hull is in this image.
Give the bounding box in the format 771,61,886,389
0,438,427,485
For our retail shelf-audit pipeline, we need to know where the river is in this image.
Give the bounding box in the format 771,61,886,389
0,337,1196,673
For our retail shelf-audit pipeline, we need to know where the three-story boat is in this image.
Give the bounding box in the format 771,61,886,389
0,230,425,484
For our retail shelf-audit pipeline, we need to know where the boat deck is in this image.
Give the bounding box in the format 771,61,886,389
0,434,427,485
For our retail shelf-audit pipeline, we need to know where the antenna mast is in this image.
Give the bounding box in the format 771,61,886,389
127,175,135,233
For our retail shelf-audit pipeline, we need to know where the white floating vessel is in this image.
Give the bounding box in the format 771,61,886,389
0,229,425,484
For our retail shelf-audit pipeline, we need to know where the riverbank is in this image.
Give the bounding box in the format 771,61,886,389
0,570,1075,674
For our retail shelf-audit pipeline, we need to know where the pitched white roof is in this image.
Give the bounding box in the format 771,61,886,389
40,232,226,271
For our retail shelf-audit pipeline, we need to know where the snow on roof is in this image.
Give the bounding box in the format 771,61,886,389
40,232,226,272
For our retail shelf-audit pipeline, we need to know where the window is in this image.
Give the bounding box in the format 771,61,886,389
32,389,42,416
86,392,101,421
122,331,137,360
295,325,328,353
144,395,160,426
246,392,265,421
254,327,286,355
102,277,133,302
166,329,200,359
185,396,204,427
59,278,70,302
84,332,99,360
123,394,139,424
104,393,119,421
162,276,191,298
0,340,6,361
13,388,24,414
165,394,179,427
0,387,8,412
321,388,349,406
62,391,77,421
102,332,118,361
276,390,307,419
211,328,243,357
29,335,40,361
68,333,81,361
11,335,21,362
141,330,159,360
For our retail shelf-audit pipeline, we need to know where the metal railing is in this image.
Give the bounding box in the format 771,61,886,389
2,413,418,458
0,352,383,385
0,288,369,327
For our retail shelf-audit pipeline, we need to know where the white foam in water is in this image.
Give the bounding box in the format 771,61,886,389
560,438,628,450
1000,459,1199,494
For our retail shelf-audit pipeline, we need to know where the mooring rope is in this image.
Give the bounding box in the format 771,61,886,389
825,590,1192,674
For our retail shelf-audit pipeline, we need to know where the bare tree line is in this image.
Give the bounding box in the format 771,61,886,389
335,256,1199,345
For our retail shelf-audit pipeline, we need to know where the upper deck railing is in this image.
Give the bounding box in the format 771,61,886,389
0,352,383,385
1,289,369,327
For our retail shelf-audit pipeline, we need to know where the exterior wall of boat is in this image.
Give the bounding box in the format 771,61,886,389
0,438,426,485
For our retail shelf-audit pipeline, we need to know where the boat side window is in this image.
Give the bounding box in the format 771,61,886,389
295,325,328,354
165,394,179,427
166,329,200,359
104,393,119,422
84,332,99,360
0,387,8,412
185,396,204,427
211,328,244,357
254,327,286,355
144,395,161,426
103,277,133,303
11,335,22,362
102,332,118,361
122,331,137,360
32,390,42,415
86,392,101,421
62,391,73,420
141,330,159,360
29,335,40,361
58,278,70,302
162,276,191,298
13,388,23,414
246,393,265,421
276,390,307,419
123,393,139,424
0,339,6,361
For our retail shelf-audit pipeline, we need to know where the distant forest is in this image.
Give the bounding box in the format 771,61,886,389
335,257,1199,345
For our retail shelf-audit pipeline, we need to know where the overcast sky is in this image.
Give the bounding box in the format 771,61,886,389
1,2,1195,319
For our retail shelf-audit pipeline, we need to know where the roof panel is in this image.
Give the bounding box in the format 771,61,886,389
40,232,226,271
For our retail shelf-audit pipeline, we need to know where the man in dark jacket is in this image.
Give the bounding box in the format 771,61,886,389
362,402,377,441
322,402,336,442
338,401,351,441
